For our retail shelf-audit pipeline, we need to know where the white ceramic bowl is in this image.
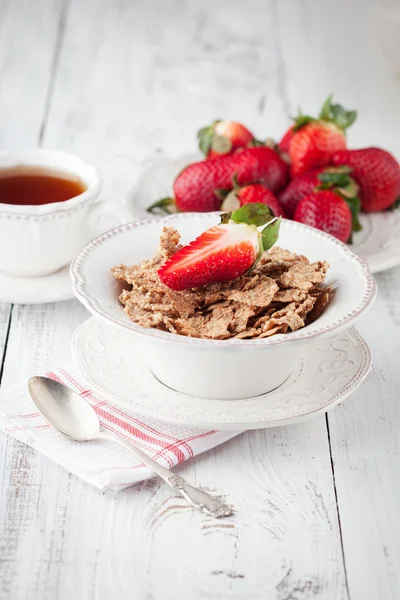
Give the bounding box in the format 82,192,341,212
71,213,376,400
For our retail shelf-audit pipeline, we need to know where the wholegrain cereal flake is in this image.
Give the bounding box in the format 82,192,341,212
111,226,331,340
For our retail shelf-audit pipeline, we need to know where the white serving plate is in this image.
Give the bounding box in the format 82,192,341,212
71,318,372,430
127,152,400,274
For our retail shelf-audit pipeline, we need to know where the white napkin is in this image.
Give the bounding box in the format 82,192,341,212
0,367,239,490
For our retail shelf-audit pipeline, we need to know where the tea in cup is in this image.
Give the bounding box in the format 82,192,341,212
0,149,131,277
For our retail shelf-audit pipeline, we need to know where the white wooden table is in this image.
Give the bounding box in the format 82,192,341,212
1,1,399,598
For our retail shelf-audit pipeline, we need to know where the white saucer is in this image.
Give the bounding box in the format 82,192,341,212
127,152,400,274
0,265,73,304
71,318,372,430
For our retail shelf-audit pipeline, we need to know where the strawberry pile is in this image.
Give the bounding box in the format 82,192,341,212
148,96,400,244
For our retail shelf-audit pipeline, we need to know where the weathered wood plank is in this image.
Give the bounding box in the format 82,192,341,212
0,0,66,150
375,267,400,326
96,422,347,600
327,294,400,600
0,304,11,377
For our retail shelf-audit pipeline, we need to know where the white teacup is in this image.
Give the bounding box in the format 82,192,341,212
0,149,131,277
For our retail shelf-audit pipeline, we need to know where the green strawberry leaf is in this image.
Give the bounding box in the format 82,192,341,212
336,193,362,234
230,202,276,227
248,138,265,147
260,217,281,251
197,125,215,156
348,196,362,232
320,166,362,235
317,171,352,188
329,103,357,129
319,95,357,130
317,167,352,189
319,94,334,121
147,197,177,215
292,114,314,132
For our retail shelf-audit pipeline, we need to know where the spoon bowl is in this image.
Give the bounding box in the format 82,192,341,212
28,376,100,440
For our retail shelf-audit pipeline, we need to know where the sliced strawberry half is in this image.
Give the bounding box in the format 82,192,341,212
158,203,281,291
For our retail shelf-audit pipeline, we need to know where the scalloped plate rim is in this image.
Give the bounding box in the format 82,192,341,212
71,317,372,430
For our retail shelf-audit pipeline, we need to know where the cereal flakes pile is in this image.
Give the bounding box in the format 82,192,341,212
111,227,331,340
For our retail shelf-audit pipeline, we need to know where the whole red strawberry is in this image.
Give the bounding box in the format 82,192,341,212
148,147,289,214
278,127,294,156
279,96,357,177
158,203,281,291
221,183,285,217
279,165,361,225
294,190,352,243
332,147,400,212
198,120,254,158
279,169,324,218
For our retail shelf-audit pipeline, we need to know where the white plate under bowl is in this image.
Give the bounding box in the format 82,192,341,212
71,318,372,430
0,264,73,304
127,152,400,274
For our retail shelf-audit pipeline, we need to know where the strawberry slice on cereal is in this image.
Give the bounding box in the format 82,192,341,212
158,203,281,291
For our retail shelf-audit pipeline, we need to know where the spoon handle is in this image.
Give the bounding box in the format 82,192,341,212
97,431,233,518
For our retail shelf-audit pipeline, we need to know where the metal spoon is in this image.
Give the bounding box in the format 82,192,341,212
28,376,233,518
